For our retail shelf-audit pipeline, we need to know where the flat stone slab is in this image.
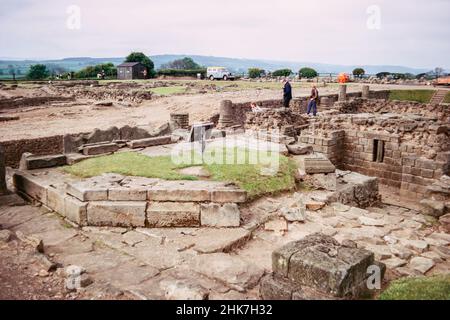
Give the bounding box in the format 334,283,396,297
82,142,119,155
127,136,172,149
191,253,264,292
272,233,375,297
193,228,251,253
294,155,336,174
20,154,67,170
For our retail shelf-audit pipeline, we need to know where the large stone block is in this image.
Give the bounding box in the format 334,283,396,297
64,195,88,225
108,187,147,201
273,233,375,297
147,201,200,227
211,190,247,203
66,182,108,201
13,172,48,203
126,136,172,149
46,186,66,214
259,274,301,300
87,201,146,227
19,153,67,170
294,155,336,174
200,203,240,227
148,186,210,202
81,142,119,155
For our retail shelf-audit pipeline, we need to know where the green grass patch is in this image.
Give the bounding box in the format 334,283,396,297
389,90,435,103
444,92,450,104
149,86,187,96
62,149,297,199
379,275,450,300
63,152,197,180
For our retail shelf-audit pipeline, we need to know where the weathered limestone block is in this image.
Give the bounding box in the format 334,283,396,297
147,201,200,227
65,182,108,201
108,187,147,201
294,155,336,174
87,201,146,227
148,183,210,202
211,190,247,203
259,274,302,300
19,153,67,170
200,203,240,227
64,195,88,225
126,135,172,149
13,171,48,204
286,144,313,156
0,146,6,194
272,233,375,298
46,186,67,214
420,199,445,217
81,142,119,155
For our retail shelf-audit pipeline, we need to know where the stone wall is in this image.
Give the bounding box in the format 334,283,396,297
226,90,390,126
0,136,64,168
298,99,450,200
13,171,246,228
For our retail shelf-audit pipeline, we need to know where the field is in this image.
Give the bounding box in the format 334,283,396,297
389,89,435,103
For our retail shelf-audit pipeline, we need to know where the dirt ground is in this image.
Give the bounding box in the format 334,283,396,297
0,80,436,141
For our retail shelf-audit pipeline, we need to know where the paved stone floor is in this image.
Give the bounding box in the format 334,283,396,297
0,189,449,300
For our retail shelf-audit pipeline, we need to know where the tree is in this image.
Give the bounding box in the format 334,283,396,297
434,67,444,79
248,68,263,79
74,63,117,79
299,67,318,79
376,72,390,79
125,52,155,78
160,57,201,70
272,69,292,77
352,68,365,78
26,64,50,80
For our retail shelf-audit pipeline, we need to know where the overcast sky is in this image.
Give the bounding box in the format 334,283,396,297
0,0,449,68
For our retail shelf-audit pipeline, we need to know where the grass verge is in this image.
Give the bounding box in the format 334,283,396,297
379,275,450,300
389,90,435,103
443,91,450,104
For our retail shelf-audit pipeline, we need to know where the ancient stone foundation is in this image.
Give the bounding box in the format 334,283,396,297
13,171,246,228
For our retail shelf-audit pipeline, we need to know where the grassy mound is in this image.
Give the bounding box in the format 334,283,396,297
63,149,297,199
379,275,450,300
388,90,435,103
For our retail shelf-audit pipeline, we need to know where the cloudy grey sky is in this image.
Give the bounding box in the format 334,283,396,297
0,0,449,68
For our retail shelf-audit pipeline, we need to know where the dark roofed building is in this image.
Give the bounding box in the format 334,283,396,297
117,62,147,80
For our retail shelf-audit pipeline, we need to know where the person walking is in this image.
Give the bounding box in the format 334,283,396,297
282,79,292,108
307,85,319,116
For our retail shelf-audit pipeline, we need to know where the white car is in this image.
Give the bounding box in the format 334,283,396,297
206,67,235,80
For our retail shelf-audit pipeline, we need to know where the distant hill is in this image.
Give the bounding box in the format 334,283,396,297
0,54,433,77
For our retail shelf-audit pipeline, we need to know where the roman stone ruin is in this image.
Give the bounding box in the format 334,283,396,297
1,84,449,300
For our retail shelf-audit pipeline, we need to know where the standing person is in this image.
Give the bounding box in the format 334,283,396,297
282,79,292,108
307,85,319,116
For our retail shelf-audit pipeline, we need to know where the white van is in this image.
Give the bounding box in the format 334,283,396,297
206,67,235,80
